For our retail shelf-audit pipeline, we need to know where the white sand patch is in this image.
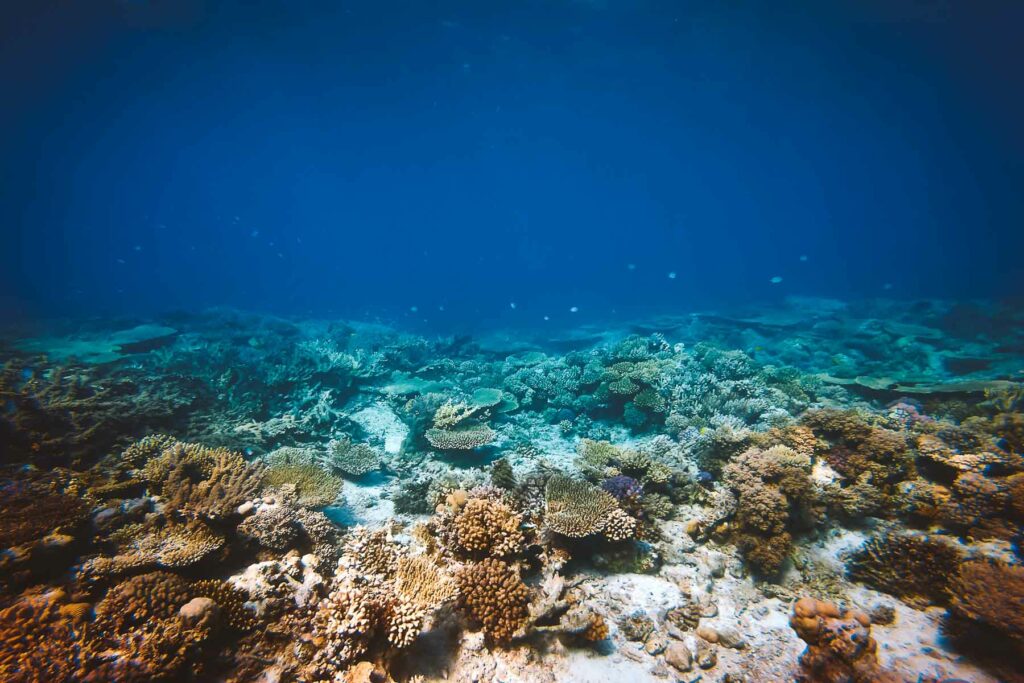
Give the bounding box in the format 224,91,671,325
350,403,409,454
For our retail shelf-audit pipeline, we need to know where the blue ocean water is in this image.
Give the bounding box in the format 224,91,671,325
2,4,1024,683
2,0,1023,327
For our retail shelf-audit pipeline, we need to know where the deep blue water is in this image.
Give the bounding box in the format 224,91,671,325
3,0,1023,328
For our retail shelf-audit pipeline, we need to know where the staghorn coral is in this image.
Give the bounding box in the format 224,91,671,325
447,497,525,559
722,445,817,575
425,424,496,450
191,578,258,631
394,555,459,609
846,532,964,608
456,558,531,644
944,558,1024,658
326,436,382,477
264,446,344,507
544,475,636,541
790,597,898,683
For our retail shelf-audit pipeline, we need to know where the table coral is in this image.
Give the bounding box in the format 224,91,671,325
264,446,344,507
544,475,637,541
327,436,382,476
424,424,496,450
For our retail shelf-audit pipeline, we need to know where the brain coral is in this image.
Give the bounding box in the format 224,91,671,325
544,475,636,541
456,558,531,643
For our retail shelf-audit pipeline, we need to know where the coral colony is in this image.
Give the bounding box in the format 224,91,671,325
0,299,1022,682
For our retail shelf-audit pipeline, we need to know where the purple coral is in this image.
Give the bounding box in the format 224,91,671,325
601,475,643,501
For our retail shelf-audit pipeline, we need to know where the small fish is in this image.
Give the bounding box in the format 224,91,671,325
667,271,677,279
569,306,579,313
770,276,783,284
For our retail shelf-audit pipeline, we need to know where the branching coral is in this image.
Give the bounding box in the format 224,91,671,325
790,597,897,683
846,532,964,608
310,575,425,672
264,446,344,507
326,436,382,476
339,526,401,579
120,433,178,469
944,558,1024,658
456,558,531,644
446,497,525,559
84,520,225,579
0,479,88,549
544,475,636,541
432,401,480,429
237,506,301,550
191,579,258,632
394,555,459,610
722,445,817,576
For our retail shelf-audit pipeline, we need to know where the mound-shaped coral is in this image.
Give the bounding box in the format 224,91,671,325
722,445,817,575
456,558,531,644
447,497,525,559
790,597,898,683
944,558,1024,659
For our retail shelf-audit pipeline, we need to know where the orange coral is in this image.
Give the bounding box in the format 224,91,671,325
790,597,898,683
457,558,531,644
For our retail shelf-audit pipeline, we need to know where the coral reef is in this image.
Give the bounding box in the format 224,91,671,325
456,558,531,643
544,474,637,541
846,531,963,608
790,597,898,683
326,436,382,477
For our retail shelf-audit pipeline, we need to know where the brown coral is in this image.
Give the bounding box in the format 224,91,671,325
790,597,898,683
846,532,964,608
191,579,258,632
394,555,459,609
448,497,525,559
0,479,88,549
456,558,531,643
94,571,191,633
722,445,817,575
264,446,344,507
162,447,264,519
339,526,401,578
0,587,82,682
944,558,1024,658
544,475,636,541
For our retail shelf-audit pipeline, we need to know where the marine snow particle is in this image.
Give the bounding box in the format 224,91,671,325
668,271,677,279
799,254,808,262
543,316,550,321
569,306,579,313
627,263,636,270
770,276,783,284
510,302,517,309
410,306,419,313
